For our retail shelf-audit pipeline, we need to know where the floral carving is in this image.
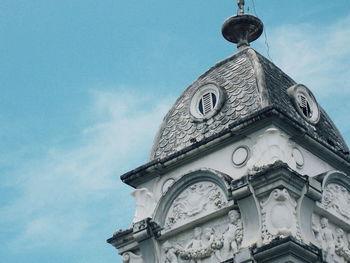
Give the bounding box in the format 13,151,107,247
178,227,223,261
322,183,350,221
164,182,227,230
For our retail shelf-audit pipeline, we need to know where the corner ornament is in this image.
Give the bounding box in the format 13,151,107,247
260,189,300,244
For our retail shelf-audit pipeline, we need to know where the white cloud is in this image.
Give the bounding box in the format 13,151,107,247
1,89,172,250
266,15,350,97
256,15,350,142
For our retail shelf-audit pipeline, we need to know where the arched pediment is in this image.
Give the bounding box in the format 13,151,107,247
321,170,350,222
154,169,232,232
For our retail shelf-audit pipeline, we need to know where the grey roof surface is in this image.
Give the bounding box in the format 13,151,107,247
150,47,349,160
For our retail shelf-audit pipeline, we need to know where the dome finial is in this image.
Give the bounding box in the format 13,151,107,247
222,0,263,50
238,0,245,15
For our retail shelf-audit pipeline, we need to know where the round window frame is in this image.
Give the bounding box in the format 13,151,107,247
189,83,226,121
232,145,250,167
287,84,320,124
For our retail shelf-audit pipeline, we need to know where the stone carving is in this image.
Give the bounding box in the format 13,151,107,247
335,228,350,262
247,128,297,171
312,216,350,263
322,183,350,221
164,182,227,230
161,210,243,262
319,217,336,262
260,189,300,244
221,210,243,259
122,252,143,263
177,227,223,262
131,188,157,222
163,241,179,263
311,217,323,246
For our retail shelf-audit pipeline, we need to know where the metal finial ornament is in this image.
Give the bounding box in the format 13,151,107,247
222,0,263,50
238,0,245,15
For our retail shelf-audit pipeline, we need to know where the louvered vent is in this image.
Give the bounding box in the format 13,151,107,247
199,92,217,115
297,94,312,118
189,83,225,121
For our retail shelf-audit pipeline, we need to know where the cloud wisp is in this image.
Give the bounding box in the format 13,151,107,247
266,15,350,97
1,90,171,253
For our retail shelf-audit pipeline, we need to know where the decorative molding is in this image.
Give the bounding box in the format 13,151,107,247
260,189,301,244
132,218,161,242
247,128,297,171
162,178,175,194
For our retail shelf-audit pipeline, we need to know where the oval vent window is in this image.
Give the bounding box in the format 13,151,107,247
190,83,225,121
287,84,320,124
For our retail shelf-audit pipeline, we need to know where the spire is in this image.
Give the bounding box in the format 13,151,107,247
222,0,264,50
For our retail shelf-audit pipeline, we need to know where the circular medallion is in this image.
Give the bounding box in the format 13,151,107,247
232,146,250,167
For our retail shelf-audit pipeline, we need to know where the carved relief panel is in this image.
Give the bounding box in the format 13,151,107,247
312,215,350,263
160,210,243,263
321,183,350,222
164,181,227,231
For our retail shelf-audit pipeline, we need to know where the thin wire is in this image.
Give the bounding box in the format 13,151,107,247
251,0,273,61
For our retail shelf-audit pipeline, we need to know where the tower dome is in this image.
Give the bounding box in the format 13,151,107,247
150,47,349,161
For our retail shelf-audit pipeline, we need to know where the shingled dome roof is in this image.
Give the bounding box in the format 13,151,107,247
150,47,349,161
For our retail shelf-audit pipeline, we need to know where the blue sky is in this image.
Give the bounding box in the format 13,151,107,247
1,1,349,262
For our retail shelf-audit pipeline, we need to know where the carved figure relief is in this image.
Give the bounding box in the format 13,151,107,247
164,182,227,230
131,188,157,222
247,128,297,171
319,217,336,262
312,216,350,263
335,228,350,262
322,183,350,221
163,241,179,263
161,210,243,263
260,189,300,244
221,210,243,259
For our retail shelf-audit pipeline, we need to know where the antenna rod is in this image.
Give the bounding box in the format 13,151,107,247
238,0,245,15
